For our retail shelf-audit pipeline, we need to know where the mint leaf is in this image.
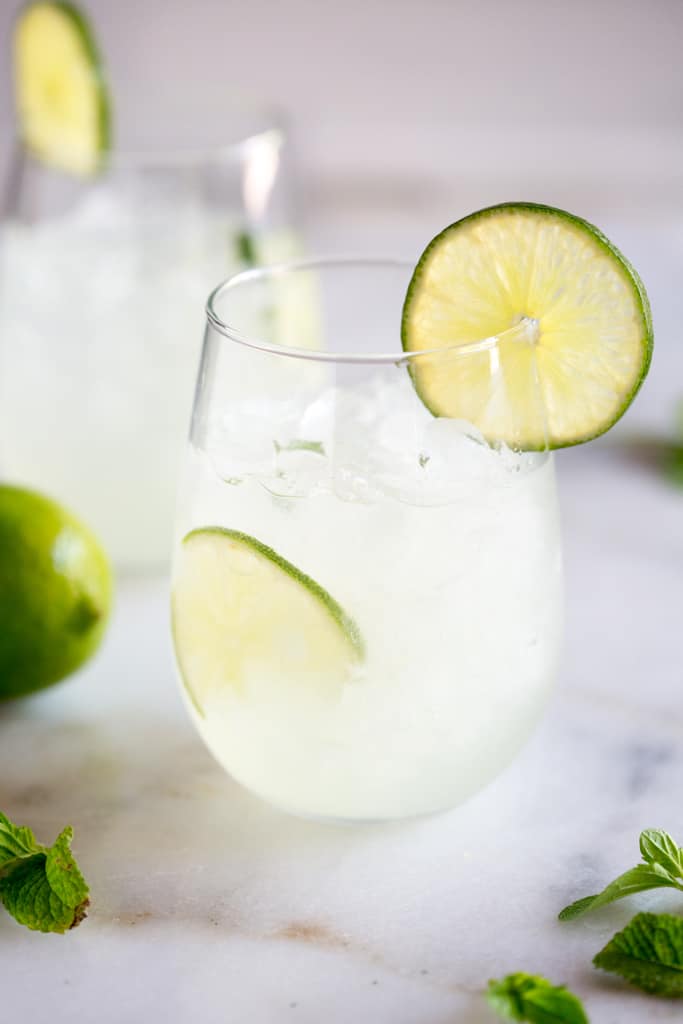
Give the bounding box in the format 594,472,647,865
0,854,77,933
45,827,89,909
235,230,258,267
666,401,683,486
640,830,683,879
0,810,41,867
594,912,683,997
559,865,678,921
666,446,683,487
487,973,589,1023
0,811,89,933
559,828,683,920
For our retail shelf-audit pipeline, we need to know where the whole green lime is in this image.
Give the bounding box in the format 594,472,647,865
0,484,113,699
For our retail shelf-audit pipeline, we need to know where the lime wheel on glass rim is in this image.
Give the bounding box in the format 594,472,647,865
401,202,652,450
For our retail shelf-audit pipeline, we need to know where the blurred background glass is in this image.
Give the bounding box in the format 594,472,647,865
0,108,298,572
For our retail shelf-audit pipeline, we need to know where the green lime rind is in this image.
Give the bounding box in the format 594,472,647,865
53,1,112,160
184,527,364,657
0,484,112,700
401,201,653,451
14,0,112,174
173,527,364,716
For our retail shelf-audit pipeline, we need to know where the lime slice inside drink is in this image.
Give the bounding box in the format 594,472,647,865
172,528,363,715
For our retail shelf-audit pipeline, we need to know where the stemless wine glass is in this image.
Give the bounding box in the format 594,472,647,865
171,260,563,822
0,109,297,571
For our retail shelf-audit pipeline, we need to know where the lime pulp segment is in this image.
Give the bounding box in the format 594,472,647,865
13,1,111,176
401,202,652,450
172,528,363,715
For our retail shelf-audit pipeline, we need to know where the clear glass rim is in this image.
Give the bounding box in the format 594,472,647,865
18,112,286,172
205,257,538,366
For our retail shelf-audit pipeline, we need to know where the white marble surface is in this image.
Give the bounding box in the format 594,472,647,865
1,436,682,1023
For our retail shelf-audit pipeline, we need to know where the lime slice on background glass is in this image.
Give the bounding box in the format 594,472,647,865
13,1,111,176
172,529,363,716
402,202,652,450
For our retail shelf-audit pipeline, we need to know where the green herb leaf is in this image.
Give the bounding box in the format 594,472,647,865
593,912,683,997
0,810,41,867
559,865,679,921
559,829,683,920
45,827,89,909
487,973,589,1023
0,811,89,933
0,854,78,933
235,230,258,267
640,830,683,879
666,400,683,486
667,446,683,487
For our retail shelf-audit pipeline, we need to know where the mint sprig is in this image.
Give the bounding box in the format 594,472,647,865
594,912,683,997
669,447,683,486
234,230,258,267
0,811,89,932
488,829,683,1012
666,399,683,485
559,829,683,921
487,973,589,1023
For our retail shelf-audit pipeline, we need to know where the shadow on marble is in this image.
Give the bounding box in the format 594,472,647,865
0,696,421,916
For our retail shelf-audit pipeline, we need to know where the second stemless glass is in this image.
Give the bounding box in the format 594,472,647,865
0,110,296,571
172,260,563,822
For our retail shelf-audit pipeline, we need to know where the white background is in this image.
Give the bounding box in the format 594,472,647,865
1,0,682,200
